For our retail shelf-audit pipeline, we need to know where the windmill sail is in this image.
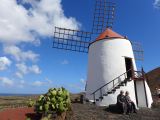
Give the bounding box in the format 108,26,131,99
92,0,116,34
53,27,92,53
131,42,144,61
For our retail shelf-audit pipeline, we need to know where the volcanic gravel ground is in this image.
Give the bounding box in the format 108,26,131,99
70,103,160,120
0,103,159,120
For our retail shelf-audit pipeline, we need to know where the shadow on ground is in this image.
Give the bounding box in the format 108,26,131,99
26,113,41,120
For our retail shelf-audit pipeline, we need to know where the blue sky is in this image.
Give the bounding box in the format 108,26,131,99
0,0,160,94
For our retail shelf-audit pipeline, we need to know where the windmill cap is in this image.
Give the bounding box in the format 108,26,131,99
96,28,125,41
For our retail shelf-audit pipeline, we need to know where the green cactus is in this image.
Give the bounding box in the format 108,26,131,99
51,90,57,96
35,87,71,115
27,99,35,107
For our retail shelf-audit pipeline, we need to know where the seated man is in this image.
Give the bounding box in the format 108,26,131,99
125,91,137,114
117,90,127,114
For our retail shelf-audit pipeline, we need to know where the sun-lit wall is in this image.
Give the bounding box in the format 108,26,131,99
86,38,153,108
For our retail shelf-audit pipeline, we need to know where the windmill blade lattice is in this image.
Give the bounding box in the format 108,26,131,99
53,27,92,53
92,0,116,34
131,42,144,61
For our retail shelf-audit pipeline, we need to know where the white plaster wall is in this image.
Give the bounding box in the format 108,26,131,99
136,81,147,107
136,80,153,108
86,38,137,106
145,81,153,108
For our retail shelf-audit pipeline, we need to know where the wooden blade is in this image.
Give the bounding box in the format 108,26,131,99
53,27,92,53
92,0,116,34
131,42,144,61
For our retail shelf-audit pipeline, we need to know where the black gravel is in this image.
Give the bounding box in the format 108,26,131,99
69,103,160,120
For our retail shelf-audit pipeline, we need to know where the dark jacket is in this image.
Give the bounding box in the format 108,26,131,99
117,94,125,104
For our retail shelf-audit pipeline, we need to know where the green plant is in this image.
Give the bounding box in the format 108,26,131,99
26,117,31,120
35,87,71,115
27,98,35,107
41,117,49,120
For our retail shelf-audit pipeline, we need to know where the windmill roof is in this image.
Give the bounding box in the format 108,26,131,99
96,28,124,41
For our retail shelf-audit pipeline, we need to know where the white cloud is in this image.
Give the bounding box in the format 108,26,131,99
154,0,160,8
61,60,69,65
32,78,54,87
0,77,14,87
45,77,53,84
0,0,80,45
4,45,39,62
29,65,41,74
16,63,28,74
32,80,44,87
16,63,41,78
15,72,24,79
0,56,12,71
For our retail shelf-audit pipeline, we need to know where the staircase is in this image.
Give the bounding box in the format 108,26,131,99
91,69,146,104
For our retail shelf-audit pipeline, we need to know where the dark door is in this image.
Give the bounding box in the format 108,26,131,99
125,58,133,79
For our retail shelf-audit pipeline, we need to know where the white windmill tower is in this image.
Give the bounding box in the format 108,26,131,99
53,0,153,108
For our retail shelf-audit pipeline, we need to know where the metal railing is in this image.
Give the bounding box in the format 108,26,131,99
91,68,145,103
133,69,145,80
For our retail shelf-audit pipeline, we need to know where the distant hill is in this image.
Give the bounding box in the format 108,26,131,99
146,67,160,93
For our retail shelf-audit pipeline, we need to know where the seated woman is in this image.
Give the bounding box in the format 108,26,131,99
125,91,137,114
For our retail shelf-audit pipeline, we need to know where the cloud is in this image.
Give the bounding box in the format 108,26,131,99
154,0,160,8
16,63,42,78
15,72,24,79
16,63,28,74
45,77,53,84
29,65,41,74
0,0,80,45
61,60,69,65
0,56,12,71
32,78,54,87
0,77,14,87
32,80,44,87
3,45,39,62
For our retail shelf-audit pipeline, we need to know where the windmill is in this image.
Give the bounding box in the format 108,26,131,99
53,0,153,108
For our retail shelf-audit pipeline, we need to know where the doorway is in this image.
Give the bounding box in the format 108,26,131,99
125,57,133,79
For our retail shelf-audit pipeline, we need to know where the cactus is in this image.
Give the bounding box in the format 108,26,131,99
27,99,35,107
35,87,71,115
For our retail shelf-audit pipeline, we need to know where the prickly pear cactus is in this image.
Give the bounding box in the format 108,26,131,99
27,98,35,107
35,87,71,115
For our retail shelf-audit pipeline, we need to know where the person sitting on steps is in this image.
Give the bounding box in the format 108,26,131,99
125,91,137,114
117,90,127,114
